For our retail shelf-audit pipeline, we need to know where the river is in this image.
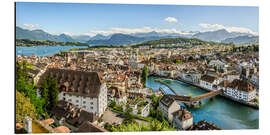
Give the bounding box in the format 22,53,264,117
146,76,259,129
16,45,88,56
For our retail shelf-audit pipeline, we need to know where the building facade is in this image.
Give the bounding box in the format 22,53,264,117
225,79,256,102
172,108,193,130
199,75,220,91
38,68,107,117
159,95,181,123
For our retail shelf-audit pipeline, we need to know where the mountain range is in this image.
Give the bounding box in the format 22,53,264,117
16,26,75,42
221,35,259,45
192,29,256,42
87,33,169,46
16,26,259,46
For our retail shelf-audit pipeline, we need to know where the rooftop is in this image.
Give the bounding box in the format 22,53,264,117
37,68,105,98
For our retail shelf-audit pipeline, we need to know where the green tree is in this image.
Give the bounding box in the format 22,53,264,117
40,73,59,111
214,65,217,72
16,61,45,116
150,119,163,131
174,59,182,64
16,61,30,94
48,73,59,111
109,100,116,108
150,108,164,122
149,94,162,110
123,105,135,124
141,65,148,87
40,77,49,111
104,119,175,132
16,90,37,123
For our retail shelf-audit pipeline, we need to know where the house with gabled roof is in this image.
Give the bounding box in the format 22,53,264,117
172,108,193,130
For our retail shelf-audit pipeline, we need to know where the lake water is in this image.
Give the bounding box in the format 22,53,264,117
16,45,88,56
146,76,259,130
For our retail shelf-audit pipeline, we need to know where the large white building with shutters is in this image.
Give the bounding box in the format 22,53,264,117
38,68,107,117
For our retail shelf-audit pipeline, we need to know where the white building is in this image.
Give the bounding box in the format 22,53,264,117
225,79,256,102
129,100,150,117
199,75,220,91
38,68,107,117
209,60,225,70
181,70,202,84
225,71,240,82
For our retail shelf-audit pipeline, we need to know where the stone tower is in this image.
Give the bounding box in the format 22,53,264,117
83,53,87,63
66,53,71,64
24,116,32,133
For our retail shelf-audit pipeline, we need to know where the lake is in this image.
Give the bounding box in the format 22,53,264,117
16,45,88,56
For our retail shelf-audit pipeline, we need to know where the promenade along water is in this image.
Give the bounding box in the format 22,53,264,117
146,76,259,129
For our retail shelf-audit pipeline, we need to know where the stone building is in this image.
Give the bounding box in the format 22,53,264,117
172,108,193,130
159,95,180,123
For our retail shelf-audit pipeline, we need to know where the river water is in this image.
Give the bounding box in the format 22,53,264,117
146,76,259,129
16,46,88,56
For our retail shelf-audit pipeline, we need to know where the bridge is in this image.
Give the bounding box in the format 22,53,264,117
159,88,223,102
159,87,223,108
190,89,223,102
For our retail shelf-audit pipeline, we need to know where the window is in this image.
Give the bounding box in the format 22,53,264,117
68,99,72,102
63,93,66,96
83,106,86,108
90,107,93,109
83,101,86,104
90,102,93,105
63,98,66,101
76,100,79,103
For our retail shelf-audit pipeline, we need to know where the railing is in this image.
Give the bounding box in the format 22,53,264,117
166,89,223,102
190,89,223,102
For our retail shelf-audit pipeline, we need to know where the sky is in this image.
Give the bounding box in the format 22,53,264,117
16,2,259,36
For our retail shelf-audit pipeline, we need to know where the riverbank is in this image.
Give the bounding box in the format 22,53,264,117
175,78,259,109
149,74,259,109
154,79,179,95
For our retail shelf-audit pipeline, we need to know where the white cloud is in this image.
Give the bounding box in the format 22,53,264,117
164,17,178,23
23,24,40,30
85,27,194,36
199,23,258,35
62,32,74,36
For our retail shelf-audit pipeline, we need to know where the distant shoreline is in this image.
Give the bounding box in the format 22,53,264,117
16,39,89,47
16,45,88,47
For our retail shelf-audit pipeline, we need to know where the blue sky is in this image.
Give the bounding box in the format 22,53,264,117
16,2,259,36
